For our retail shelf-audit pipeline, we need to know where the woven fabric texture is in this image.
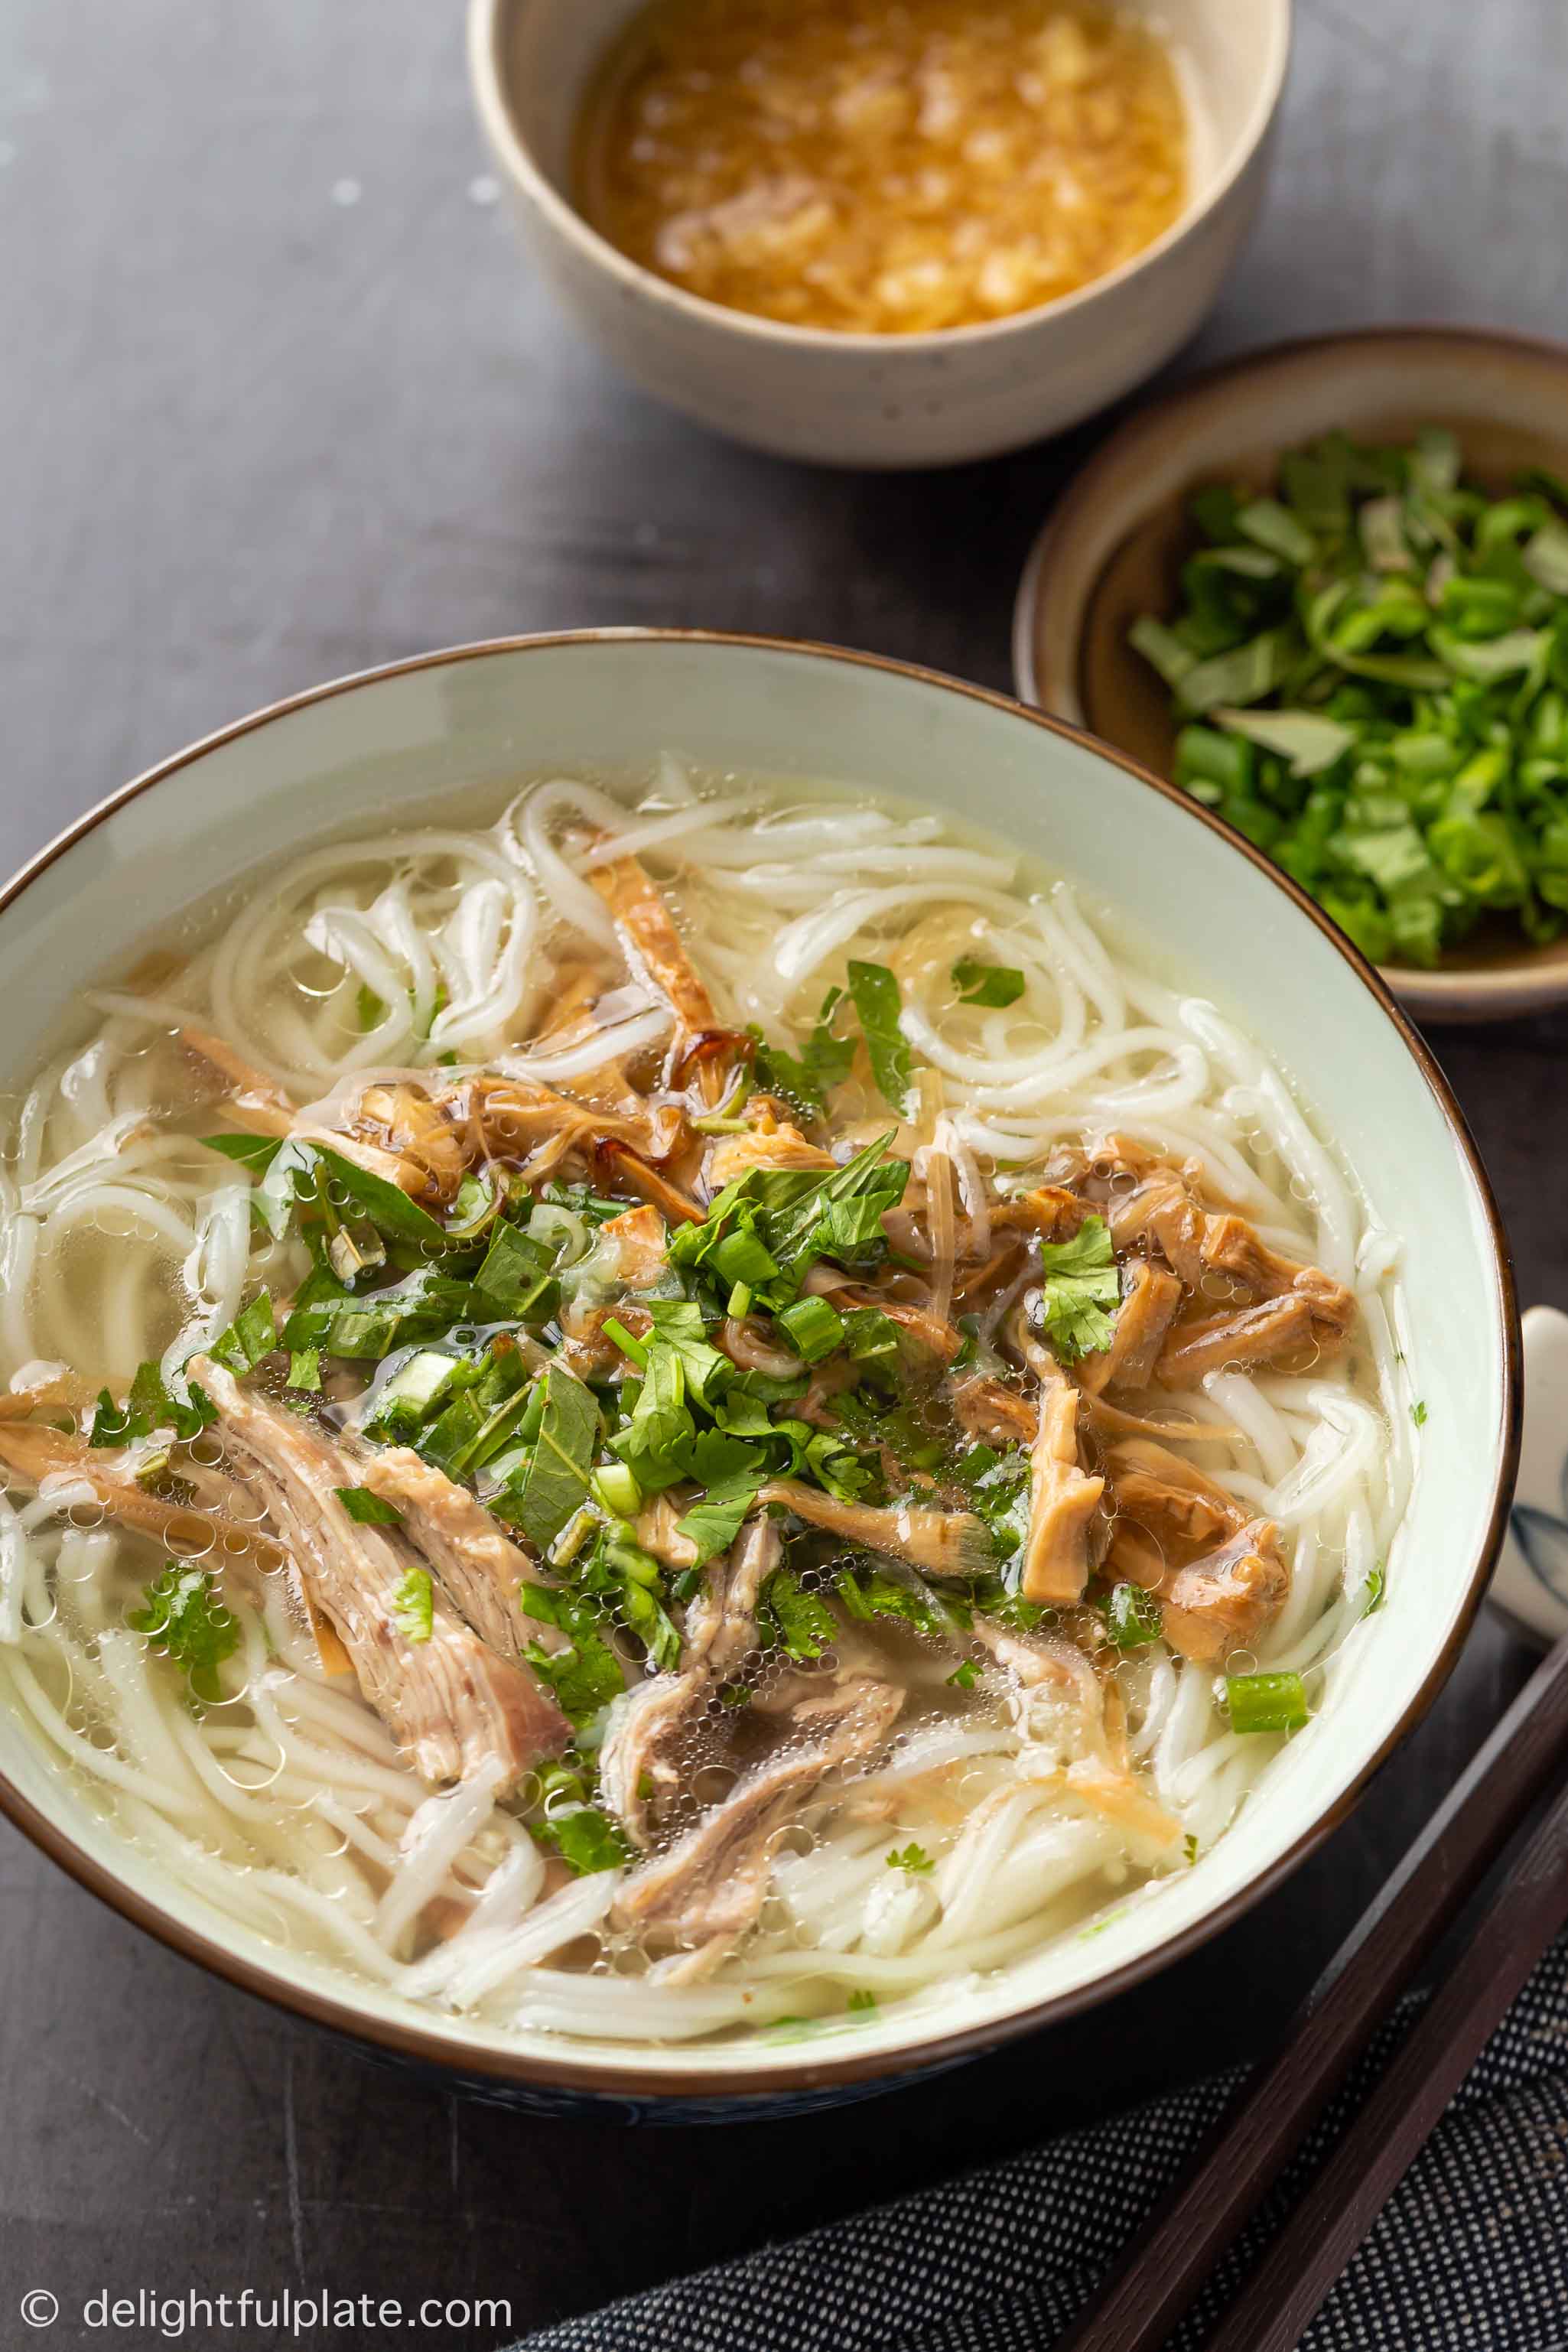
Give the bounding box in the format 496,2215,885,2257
517,1934,1568,2352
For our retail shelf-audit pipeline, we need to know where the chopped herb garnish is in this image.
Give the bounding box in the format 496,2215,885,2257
947,1659,980,1690
886,1843,934,1874
776,1294,846,1365
759,1567,838,1661
1410,1400,1428,1427
493,1367,600,1553
531,1797,629,1876
1105,1581,1162,1651
1362,1564,1387,1615
210,1290,278,1375
1033,1218,1120,1361
286,1347,322,1394
1226,1669,1310,1734
129,1563,239,1702
846,960,912,1111
675,1472,764,1567
952,957,1026,1007
520,1588,626,1723
1132,431,1568,965
200,1132,285,1176
390,1566,434,1643
1184,1833,1199,1866
846,1989,878,2014
335,1485,403,1524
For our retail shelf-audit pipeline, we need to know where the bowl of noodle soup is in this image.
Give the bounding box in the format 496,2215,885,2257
0,633,1516,2113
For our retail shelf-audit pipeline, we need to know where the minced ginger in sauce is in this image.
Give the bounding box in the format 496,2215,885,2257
576,0,1188,334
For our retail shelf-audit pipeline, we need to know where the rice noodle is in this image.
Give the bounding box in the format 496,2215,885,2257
0,763,1413,2051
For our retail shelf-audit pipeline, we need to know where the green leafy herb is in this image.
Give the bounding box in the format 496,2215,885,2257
286,1347,322,1394
308,1143,449,1249
1410,1399,1428,1427
1033,1218,1121,1361
356,982,385,1032
759,1567,838,1661
776,1294,846,1365
532,1801,630,1875
846,1989,878,2014
495,1367,599,1552
210,1290,278,1375
1104,1580,1162,1651
1132,431,1568,965
886,1843,934,1874
947,1660,980,1690
201,1132,285,1176
473,1219,561,1322
675,1472,764,1567
1362,1564,1387,1616
1226,1670,1309,1734
390,1565,434,1643
334,1485,403,1525
129,1563,239,1702
519,1588,627,1723
846,960,912,1110
952,957,1026,1007
1184,1833,1199,1866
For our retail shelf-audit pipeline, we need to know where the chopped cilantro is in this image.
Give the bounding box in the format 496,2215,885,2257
886,1843,934,1874
129,1563,239,1702
520,1587,626,1723
947,1660,980,1690
1410,1400,1428,1427
1033,1218,1121,1361
532,1802,629,1876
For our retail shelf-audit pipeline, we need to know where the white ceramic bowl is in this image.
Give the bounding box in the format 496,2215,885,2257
0,633,1517,2113
467,0,1292,467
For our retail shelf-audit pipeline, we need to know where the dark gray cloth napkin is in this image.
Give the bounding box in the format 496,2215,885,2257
517,1933,1568,2352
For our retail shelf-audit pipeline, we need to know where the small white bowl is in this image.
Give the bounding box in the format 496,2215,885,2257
467,0,1292,468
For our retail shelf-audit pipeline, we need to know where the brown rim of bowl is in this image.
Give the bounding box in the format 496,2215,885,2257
466,0,1293,356
0,628,1521,2101
1010,320,1568,1020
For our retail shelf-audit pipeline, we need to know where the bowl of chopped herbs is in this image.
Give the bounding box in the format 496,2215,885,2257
1014,327,1568,1017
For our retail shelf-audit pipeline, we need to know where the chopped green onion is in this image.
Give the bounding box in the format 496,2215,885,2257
1226,1670,1309,1734
776,1294,846,1365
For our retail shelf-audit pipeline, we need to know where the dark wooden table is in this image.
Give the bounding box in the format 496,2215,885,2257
3,3,1566,2345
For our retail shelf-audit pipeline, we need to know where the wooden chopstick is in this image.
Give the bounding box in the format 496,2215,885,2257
1202,1762,1568,2352
1053,1628,1568,2352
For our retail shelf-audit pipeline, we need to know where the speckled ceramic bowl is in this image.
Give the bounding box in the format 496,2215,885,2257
1013,327,1568,1021
467,0,1290,467
0,633,1518,2116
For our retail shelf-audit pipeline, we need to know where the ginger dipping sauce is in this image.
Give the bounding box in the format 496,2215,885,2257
574,0,1189,337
